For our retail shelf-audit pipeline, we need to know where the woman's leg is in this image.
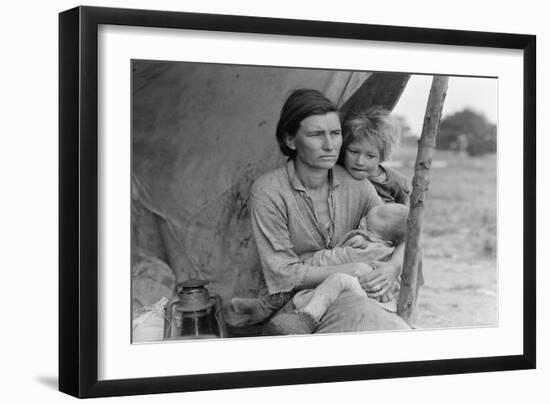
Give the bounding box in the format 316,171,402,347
315,291,410,333
264,291,410,335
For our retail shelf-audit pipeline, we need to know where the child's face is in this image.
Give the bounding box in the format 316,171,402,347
344,138,381,180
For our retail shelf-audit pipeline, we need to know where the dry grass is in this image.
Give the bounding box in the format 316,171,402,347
392,146,497,329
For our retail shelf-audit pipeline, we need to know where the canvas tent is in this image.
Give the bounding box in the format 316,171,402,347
131,60,410,316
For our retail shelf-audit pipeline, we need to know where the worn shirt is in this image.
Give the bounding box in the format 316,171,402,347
250,160,382,294
306,231,394,267
369,164,410,205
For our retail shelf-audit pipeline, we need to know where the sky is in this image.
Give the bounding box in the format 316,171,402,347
392,75,498,136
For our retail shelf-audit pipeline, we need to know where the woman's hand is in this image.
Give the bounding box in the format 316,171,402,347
358,261,400,298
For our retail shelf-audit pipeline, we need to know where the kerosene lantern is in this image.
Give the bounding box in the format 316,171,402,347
164,279,227,340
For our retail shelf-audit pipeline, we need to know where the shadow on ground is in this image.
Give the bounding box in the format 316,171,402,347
35,376,58,390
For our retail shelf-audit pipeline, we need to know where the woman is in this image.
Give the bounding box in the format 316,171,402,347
250,89,409,334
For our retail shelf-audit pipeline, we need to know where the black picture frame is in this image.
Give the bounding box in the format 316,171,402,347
59,5,536,399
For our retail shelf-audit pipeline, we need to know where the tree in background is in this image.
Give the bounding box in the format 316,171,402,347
437,108,497,156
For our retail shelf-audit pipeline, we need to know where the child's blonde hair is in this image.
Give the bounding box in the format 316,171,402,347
339,107,401,164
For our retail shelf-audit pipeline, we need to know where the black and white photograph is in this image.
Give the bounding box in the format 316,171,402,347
130,60,498,342
3,0,545,402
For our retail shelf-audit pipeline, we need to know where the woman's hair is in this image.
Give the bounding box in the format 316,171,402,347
339,107,401,164
275,89,339,158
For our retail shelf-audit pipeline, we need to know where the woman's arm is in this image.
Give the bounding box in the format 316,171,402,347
250,188,372,293
301,239,404,297
299,262,372,290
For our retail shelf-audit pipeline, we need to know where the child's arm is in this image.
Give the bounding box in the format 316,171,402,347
395,188,410,206
388,166,410,206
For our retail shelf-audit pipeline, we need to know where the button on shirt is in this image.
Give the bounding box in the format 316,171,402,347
250,160,382,294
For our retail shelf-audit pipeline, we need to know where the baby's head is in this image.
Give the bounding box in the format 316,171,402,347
339,107,401,180
365,203,408,244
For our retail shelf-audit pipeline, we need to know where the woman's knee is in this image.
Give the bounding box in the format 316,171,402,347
316,293,410,333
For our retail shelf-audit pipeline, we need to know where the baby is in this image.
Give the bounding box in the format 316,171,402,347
262,203,408,335
231,203,408,334
340,106,410,205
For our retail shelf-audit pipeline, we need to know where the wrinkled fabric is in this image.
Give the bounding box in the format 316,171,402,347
268,290,409,334
132,61,409,304
132,297,169,342
369,164,410,205
301,237,399,313
306,235,394,267
132,62,376,302
315,291,410,333
250,160,382,294
132,252,175,311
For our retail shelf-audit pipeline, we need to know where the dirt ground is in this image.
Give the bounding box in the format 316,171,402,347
392,146,498,329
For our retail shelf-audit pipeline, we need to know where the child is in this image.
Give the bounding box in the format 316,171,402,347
340,107,410,205
339,107,425,317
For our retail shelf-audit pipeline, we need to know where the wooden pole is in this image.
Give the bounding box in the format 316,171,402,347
397,76,449,324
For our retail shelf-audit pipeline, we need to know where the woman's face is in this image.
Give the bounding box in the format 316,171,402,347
286,112,342,171
344,137,381,180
